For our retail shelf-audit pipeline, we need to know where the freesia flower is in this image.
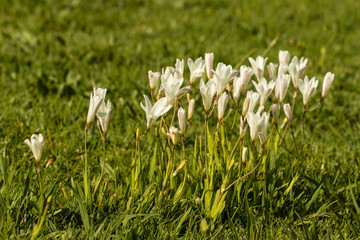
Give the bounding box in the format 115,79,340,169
199,78,216,112
97,100,113,135
148,71,161,90
233,66,253,104
86,88,105,127
188,57,205,84
258,112,270,145
212,62,238,96
249,56,268,82
161,73,191,105
217,92,228,121
322,72,335,98
24,134,45,162
288,56,308,89
298,76,319,106
205,53,214,79
178,107,186,135
246,112,265,141
167,126,180,145
252,78,275,106
140,95,172,129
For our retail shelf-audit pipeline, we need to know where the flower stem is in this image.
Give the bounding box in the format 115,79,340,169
84,128,89,202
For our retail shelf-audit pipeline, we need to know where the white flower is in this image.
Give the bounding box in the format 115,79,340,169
199,78,217,112
246,91,260,113
167,126,180,145
274,73,291,103
140,95,172,129
283,103,292,123
258,112,270,145
246,112,265,141
322,72,335,98
298,76,318,106
252,78,275,106
288,56,308,89
271,103,279,122
279,50,290,66
213,62,238,96
174,59,185,80
205,53,214,79
86,88,105,126
187,99,195,120
148,71,161,90
233,66,253,103
249,56,268,82
24,134,45,162
178,107,187,135
161,73,190,105
267,62,278,81
97,100,113,134
188,57,205,84
217,92,228,121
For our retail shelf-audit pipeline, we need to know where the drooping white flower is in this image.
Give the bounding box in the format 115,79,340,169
161,73,190,105
322,72,335,98
246,112,265,141
187,99,195,120
267,62,278,81
167,126,180,145
205,53,214,79
246,91,260,113
274,73,291,103
178,107,187,135
97,100,113,135
288,56,308,89
140,95,172,129
252,78,275,106
249,56,268,82
233,66,253,103
279,50,290,66
258,112,270,145
298,76,319,106
86,88,105,126
188,57,205,84
213,62,238,96
148,71,161,90
199,78,217,112
217,92,228,121
283,103,292,123
24,134,45,162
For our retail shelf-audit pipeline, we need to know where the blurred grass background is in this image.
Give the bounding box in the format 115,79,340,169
1,0,360,238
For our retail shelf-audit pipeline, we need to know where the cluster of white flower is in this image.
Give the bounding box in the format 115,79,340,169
141,50,335,148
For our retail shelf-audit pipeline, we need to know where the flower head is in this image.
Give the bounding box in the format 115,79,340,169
148,71,161,90
233,66,253,103
205,53,214,79
178,107,187,135
283,103,292,123
24,134,45,162
267,62,278,81
322,72,335,98
97,100,113,135
188,57,205,84
249,56,268,82
258,112,270,145
161,73,190,105
246,112,265,141
274,73,291,103
140,95,172,129
252,78,275,106
217,92,228,121
246,91,260,113
279,50,290,66
86,88,105,127
298,76,319,106
213,62,238,96
187,99,195,120
288,56,308,89
199,78,217,112
167,126,180,145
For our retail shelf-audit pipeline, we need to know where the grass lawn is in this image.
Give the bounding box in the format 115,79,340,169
1,0,360,238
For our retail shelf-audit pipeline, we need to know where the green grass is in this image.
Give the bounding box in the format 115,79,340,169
1,0,360,239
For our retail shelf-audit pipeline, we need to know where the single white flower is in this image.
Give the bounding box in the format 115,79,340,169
140,95,172,129
274,73,291,103
233,66,253,103
283,103,292,123
249,56,268,82
161,73,190,105
178,107,187,135
258,112,270,145
187,99,195,120
86,88,105,126
167,126,180,145
246,91,260,113
322,72,335,98
298,76,318,106
252,78,275,106
267,62,278,81
148,71,161,90
205,53,214,79
213,62,238,96
217,92,228,121
188,57,205,84
199,78,217,112
279,50,290,66
97,100,113,135
288,56,308,89
174,59,184,80
24,134,45,162
246,112,265,141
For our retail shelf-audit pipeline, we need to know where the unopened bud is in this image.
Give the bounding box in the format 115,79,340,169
178,107,187,135
271,103,279,122
322,72,335,98
188,99,195,120
283,103,292,123
242,98,249,117
242,147,248,163
205,53,214,79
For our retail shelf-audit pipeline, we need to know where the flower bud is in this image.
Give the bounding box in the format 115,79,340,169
242,97,249,117
279,50,290,66
267,62,278,81
283,103,292,123
242,147,248,163
321,72,335,98
148,71,160,90
167,126,180,145
239,117,248,139
271,103,279,122
178,107,187,135
205,53,214,79
188,99,195,120
257,106,264,115
217,92,228,121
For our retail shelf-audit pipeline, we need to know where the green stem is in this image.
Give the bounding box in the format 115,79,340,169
204,115,209,180
84,128,89,202
37,165,44,222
